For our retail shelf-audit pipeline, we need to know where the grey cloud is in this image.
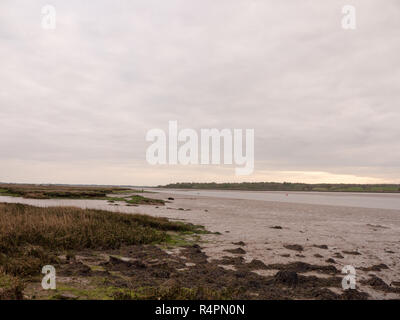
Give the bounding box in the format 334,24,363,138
0,0,399,184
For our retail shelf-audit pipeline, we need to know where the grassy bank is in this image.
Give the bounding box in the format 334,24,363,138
0,184,141,199
0,203,203,299
0,184,131,199
0,184,164,205
107,195,165,206
162,182,400,193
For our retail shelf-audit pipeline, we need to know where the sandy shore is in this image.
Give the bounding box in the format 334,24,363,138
138,190,400,299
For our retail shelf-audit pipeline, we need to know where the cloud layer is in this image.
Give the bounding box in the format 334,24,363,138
1,0,399,185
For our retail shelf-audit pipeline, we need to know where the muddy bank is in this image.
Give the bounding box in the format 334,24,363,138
25,244,375,300
136,190,400,300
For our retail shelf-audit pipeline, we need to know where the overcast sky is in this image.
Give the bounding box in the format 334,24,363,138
0,0,399,185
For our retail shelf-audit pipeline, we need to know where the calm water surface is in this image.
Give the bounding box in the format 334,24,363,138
1,189,399,211
152,189,400,210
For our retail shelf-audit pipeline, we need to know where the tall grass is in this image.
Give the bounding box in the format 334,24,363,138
0,183,131,199
0,203,196,277
0,184,164,205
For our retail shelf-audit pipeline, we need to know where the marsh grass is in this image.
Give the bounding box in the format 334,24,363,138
0,272,24,300
125,195,165,205
112,285,237,300
49,283,236,300
107,195,165,205
0,183,164,205
0,184,137,199
0,203,198,278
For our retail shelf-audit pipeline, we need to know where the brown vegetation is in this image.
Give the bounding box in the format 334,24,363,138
0,183,131,199
0,183,164,205
0,201,376,300
0,202,202,299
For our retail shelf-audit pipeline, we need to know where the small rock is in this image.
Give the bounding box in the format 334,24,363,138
109,256,131,264
313,245,328,250
148,259,160,264
191,244,202,253
343,250,361,255
56,293,79,300
274,271,298,287
363,275,390,290
224,248,246,254
232,241,246,246
284,244,304,252
109,256,146,268
247,259,267,269
185,262,196,267
360,264,389,272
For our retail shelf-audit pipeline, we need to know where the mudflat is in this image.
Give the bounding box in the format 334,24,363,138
139,190,400,299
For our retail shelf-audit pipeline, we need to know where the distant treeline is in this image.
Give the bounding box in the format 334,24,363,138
161,182,400,193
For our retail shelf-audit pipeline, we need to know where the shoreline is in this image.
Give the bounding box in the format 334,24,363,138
141,190,400,299
154,187,400,195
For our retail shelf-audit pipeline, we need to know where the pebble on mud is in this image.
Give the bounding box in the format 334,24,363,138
342,250,361,256
274,271,298,287
360,264,389,272
55,293,79,300
313,244,328,250
284,244,304,252
232,241,246,246
224,248,246,255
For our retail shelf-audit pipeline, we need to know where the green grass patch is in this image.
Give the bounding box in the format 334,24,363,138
50,283,236,300
0,184,165,205
0,272,24,299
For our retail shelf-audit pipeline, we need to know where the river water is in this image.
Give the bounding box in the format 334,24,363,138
152,189,400,210
1,189,399,211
